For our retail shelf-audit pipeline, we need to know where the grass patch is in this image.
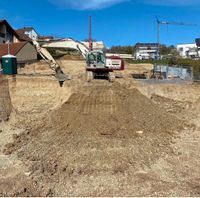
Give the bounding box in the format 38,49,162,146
126,59,171,65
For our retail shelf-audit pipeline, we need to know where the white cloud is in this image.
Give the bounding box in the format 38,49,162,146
49,0,200,10
49,0,129,10
144,0,200,6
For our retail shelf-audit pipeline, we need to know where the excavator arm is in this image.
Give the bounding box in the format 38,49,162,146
42,38,89,59
33,40,71,82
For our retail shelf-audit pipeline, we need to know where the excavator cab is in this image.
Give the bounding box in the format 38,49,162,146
86,51,106,68
86,50,116,82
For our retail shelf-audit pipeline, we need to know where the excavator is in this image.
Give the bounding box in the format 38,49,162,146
33,15,124,83
42,38,124,82
33,40,71,84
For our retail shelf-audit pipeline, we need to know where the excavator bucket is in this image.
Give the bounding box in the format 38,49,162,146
55,67,71,82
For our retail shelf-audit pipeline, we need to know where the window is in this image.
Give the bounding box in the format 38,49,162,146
179,47,183,52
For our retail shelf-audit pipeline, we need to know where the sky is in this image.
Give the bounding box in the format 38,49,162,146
0,0,200,47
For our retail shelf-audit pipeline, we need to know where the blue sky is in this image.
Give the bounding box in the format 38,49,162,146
0,0,200,47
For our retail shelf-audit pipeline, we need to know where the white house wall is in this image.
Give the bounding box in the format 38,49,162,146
25,30,38,41
177,44,197,58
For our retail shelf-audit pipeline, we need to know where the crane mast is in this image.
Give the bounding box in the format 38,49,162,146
89,16,93,51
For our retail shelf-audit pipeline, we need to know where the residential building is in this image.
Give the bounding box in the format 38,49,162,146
0,42,37,63
0,20,20,44
177,43,198,59
15,27,38,41
15,29,33,42
195,38,200,57
134,43,159,60
106,53,133,59
81,41,106,51
38,36,54,42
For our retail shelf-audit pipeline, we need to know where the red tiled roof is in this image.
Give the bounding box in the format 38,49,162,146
15,27,38,37
0,42,28,57
15,29,32,42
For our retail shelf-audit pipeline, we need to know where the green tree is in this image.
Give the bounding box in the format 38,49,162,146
106,45,133,54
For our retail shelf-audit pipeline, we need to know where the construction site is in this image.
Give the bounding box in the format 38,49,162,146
0,6,200,196
0,55,200,196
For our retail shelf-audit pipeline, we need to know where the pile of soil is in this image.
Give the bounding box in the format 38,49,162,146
2,82,185,196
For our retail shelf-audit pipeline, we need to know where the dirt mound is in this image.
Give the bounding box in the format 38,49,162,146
8,76,72,118
2,82,184,196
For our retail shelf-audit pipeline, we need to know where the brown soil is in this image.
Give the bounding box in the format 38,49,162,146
59,54,84,61
0,60,200,196
0,77,12,121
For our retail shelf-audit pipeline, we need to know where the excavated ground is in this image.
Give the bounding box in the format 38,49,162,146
0,60,200,196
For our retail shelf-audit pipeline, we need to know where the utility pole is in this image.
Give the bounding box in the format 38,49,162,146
157,19,160,59
156,17,197,59
89,16,93,51
6,40,10,55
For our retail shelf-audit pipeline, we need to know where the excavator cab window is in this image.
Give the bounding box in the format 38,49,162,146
96,52,105,64
88,53,96,64
87,51,105,67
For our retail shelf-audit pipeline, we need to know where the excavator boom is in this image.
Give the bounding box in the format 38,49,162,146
33,40,71,82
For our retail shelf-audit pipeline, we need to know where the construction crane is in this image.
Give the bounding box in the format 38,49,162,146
156,17,197,58
89,16,93,51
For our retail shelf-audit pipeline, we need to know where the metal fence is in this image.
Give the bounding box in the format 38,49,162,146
193,68,200,81
154,65,193,81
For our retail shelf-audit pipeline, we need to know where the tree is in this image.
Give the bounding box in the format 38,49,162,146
106,45,133,54
160,44,177,56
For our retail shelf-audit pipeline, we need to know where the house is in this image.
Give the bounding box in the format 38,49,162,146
38,35,54,42
134,43,159,60
15,27,38,41
177,43,198,59
0,19,20,44
195,38,200,57
196,38,200,46
81,41,106,51
0,42,37,63
15,29,33,42
0,20,38,65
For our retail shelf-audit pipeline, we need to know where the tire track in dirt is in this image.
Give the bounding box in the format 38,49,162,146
81,86,117,115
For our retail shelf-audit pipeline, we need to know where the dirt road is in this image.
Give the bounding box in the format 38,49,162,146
0,60,200,196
